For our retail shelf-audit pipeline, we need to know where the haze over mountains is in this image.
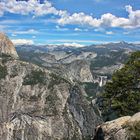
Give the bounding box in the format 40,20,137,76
16,41,137,86
14,40,139,106
16,41,140,53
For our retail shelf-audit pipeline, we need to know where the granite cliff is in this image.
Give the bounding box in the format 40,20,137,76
94,112,140,140
0,33,18,58
0,34,102,140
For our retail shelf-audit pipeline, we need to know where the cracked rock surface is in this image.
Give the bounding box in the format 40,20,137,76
0,58,102,140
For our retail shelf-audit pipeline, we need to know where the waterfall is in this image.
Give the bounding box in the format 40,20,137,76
99,76,103,87
99,76,107,87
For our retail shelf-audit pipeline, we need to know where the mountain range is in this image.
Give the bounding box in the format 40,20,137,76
16,41,138,98
0,33,140,140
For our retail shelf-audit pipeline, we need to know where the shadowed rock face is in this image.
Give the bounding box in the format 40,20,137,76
0,33,18,58
0,57,102,140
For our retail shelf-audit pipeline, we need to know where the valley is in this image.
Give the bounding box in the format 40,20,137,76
0,33,139,140
16,42,136,99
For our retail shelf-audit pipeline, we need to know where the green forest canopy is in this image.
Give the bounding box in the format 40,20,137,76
101,51,140,119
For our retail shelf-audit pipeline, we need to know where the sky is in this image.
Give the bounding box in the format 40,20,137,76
0,0,140,46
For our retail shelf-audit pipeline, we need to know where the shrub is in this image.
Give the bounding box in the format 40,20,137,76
126,121,140,140
29,95,39,102
83,82,101,99
1,53,13,64
0,65,7,79
48,73,70,89
23,69,46,85
10,66,18,78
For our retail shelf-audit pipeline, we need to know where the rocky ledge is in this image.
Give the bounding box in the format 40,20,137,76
94,112,140,140
0,33,18,58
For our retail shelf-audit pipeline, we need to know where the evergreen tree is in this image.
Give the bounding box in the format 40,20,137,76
101,51,140,120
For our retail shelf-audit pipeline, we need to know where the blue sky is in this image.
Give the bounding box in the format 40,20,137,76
0,0,140,46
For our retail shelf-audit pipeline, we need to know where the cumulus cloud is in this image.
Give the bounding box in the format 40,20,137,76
58,5,140,29
0,1,140,29
12,39,34,45
58,12,100,27
0,0,67,17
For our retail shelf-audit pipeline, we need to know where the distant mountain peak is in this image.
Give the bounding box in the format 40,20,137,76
119,41,128,44
0,33,19,58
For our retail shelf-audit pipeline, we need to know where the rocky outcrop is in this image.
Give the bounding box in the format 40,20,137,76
57,51,97,64
0,57,102,140
42,60,94,83
0,33,18,58
94,112,140,140
64,60,94,83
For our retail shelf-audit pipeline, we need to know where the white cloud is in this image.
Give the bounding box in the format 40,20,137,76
74,28,88,32
63,42,84,48
58,5,140,29
47,42,85,47
106,31,114,35
94,28,105,32
12,39,34,45
74,28,82,31
0,1,140,29
14,29,38,35
0,19,20,24
58,12,100,27
55,25,69,31
47,39,95,43
123,32,130,35
0,0,65,17
11,33,17,37
94,28,114,35
46,39,114,45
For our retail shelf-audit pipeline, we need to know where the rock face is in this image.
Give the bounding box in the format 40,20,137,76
42,59,94,83
0,33,18,58
0,57,102,140
94,112,140,140
64,60,94,83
